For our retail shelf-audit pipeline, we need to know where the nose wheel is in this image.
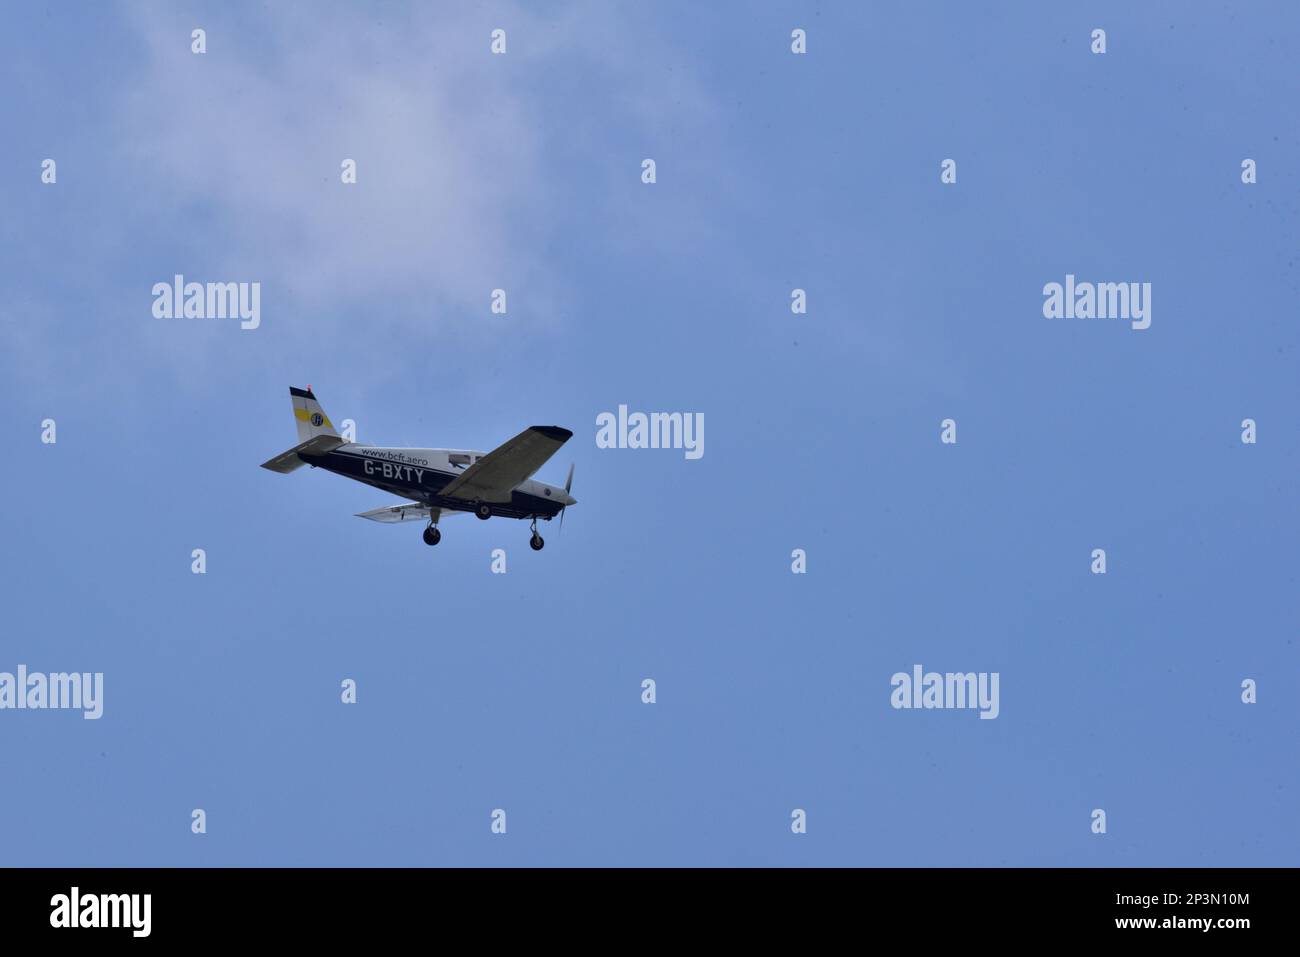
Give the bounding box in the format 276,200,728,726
529,517,544,551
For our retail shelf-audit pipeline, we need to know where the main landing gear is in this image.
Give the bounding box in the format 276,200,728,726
423,513,547,550
475,503,492,520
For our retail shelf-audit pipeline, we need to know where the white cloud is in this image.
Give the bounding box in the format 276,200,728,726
0,3,733,398
117,5,551,327
111,3,726,337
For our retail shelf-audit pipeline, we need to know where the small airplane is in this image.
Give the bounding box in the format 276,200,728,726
260,387,576,550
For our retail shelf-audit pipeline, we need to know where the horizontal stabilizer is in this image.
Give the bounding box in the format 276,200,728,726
260,434,348,473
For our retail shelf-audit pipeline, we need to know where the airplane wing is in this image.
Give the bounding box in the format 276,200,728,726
355,503,468,523
438,426,573,503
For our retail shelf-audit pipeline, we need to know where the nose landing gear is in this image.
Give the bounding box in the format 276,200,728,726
528,516,544,551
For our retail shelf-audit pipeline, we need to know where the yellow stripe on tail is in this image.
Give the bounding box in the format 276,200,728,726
290,386,340,443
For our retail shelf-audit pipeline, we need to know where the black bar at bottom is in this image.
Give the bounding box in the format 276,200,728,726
0,867,1282,942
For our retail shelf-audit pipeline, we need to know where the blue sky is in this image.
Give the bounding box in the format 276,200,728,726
1,1,1297,866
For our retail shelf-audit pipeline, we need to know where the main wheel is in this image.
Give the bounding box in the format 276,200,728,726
529,534,544,551
475,503,492,520
423,526,441,546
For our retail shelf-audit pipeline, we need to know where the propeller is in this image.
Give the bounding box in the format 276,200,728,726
560,463,575,531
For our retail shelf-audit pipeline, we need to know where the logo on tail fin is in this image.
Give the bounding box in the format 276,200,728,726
290,386,340,443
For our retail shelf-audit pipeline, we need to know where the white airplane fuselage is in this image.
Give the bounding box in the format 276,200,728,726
303,444,574,520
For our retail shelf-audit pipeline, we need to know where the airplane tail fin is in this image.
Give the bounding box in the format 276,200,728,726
290,386,340,443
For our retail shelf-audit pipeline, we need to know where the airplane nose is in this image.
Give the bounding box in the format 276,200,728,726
564,494,577,506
